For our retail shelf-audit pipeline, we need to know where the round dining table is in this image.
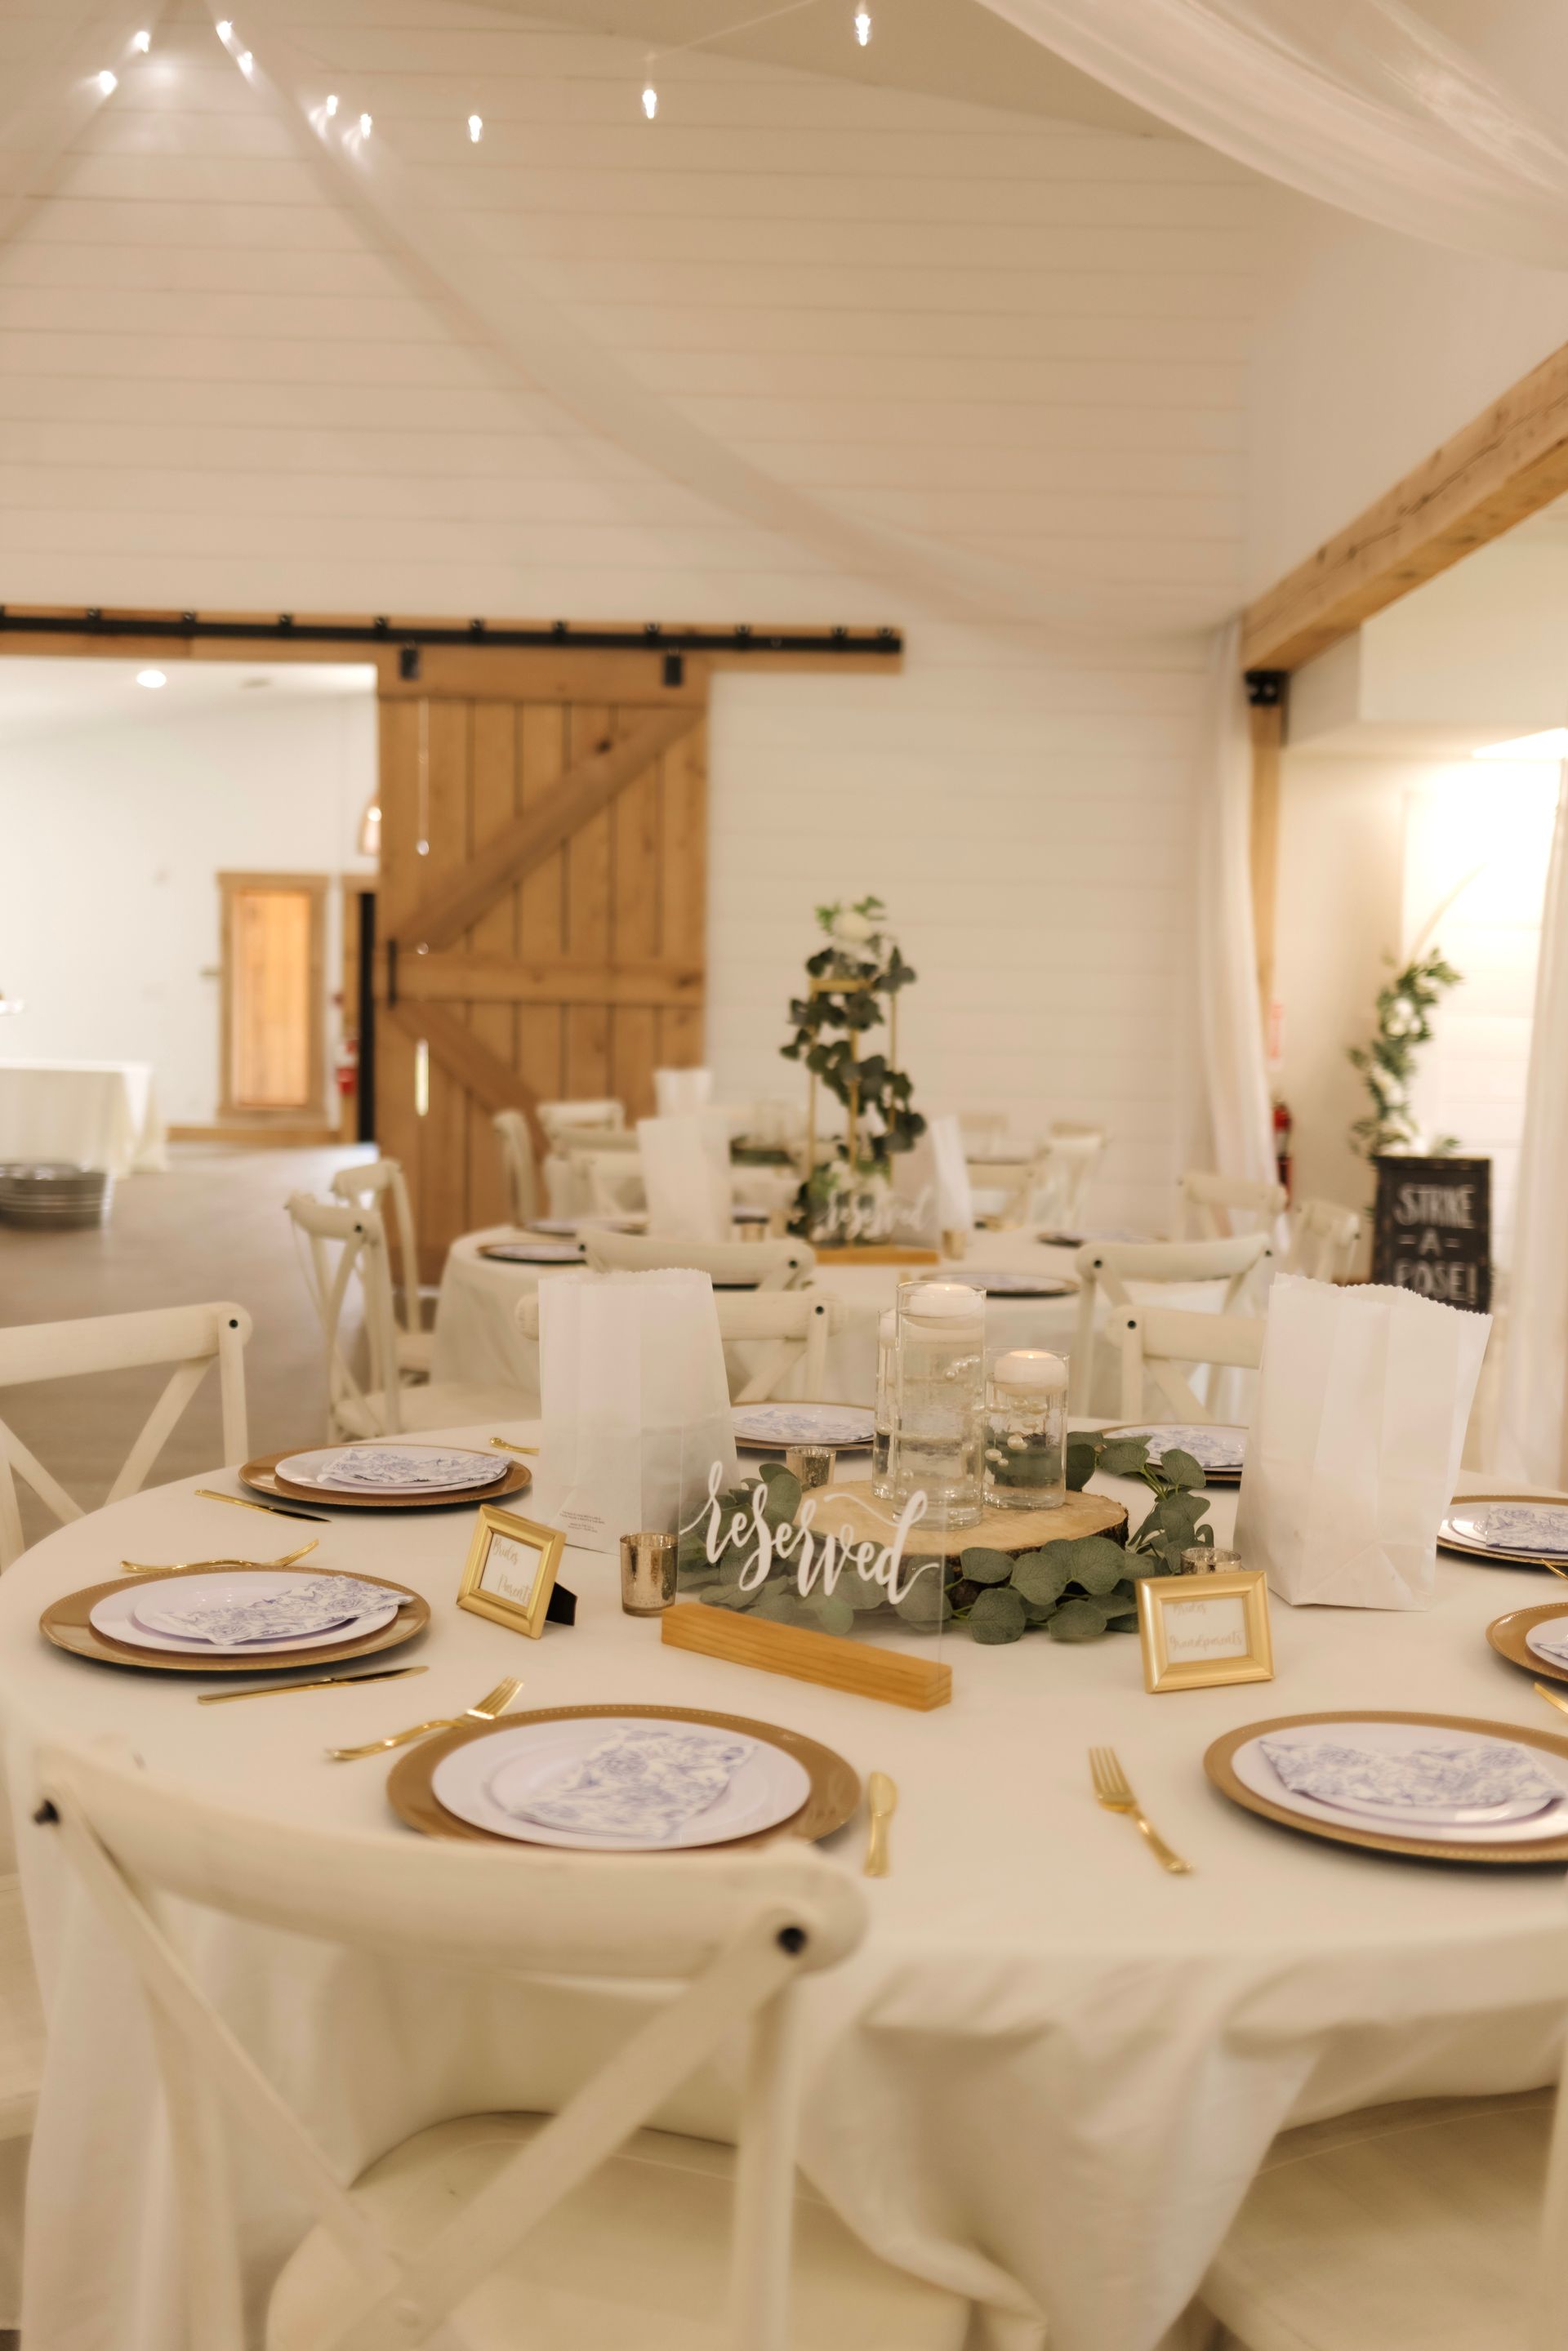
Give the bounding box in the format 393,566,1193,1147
4,1433,1566,2351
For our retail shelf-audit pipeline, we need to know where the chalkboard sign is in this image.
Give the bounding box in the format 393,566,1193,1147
1371,1155,1491,1313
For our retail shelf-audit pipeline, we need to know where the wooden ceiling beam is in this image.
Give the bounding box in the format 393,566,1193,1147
1241,336,1568,675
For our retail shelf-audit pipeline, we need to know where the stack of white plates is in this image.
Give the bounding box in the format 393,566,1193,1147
0,1162,113,1228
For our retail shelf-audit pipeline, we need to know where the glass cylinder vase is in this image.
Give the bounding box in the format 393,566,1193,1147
983,1349,1067,1512
889,1280,985,1529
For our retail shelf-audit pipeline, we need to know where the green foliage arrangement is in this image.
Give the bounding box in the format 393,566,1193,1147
1347,947,1462,1159
780,897,924,1222
676,1432,1214,1647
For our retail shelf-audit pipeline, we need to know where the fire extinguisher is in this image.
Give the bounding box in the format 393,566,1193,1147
1272,1098,1293,1200
336,1032,360,1098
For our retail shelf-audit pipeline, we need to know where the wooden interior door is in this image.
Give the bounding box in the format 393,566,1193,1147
375,650,707,1272
219,872,327,1119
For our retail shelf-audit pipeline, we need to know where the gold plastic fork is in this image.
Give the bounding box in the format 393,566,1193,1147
490,1436,540,1457
121,1540,318,1574
1089,1746,1193,1875
325,1676,525,1762
863,1771,898,1877
1535,1681,1568,1719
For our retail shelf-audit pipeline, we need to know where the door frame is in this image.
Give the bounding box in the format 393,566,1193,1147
217,869,329,1123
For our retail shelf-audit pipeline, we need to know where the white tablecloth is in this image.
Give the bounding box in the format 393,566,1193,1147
432,1228,1090,1407
0,1060,167,1177
4,1436,1567,2351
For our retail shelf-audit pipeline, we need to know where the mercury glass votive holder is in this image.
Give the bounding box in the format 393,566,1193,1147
1180,1544,1240,1577
785,1445,835,1493
620,1531,677,1616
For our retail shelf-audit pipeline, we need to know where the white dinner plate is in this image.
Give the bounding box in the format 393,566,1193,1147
276,1445,508,1498
431,1716,811,1850
90,1571,399,1657
1233,1721,1568,1844
968,1271,1077,1298
479,1240,583,1265
1109,1423,1247,1474
1446,1501,1568,1558
731,1403,875,1449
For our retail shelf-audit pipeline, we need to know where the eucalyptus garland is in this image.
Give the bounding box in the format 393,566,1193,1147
1347,946,1462,1159
677,1432,1215,1646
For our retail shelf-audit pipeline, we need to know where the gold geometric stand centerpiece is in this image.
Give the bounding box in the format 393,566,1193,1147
806,1480,1127,1558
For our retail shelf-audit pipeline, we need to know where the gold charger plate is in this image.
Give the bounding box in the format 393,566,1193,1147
1205,1710,1568,1865
1487,1602,1568,1687
42,1564,430,1675
241,1449,532,1512
389,1702,859,1853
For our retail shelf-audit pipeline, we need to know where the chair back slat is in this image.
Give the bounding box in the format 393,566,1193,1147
330,1160,424,1339
0,1303,252,1567
1070,1234,1271,1413
1179,1170,1288,1242
584,1230,814,1291
1117,1305,1266,1421
1284,1197,1361,1282
514,1285,840,1403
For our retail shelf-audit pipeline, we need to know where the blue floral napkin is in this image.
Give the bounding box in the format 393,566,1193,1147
492,1726,753,1841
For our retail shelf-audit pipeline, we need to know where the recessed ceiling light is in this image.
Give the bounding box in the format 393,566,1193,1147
135,669,167,690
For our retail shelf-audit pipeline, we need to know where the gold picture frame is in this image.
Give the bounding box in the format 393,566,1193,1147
1136,1568,1274,1694
457,1507,565,1640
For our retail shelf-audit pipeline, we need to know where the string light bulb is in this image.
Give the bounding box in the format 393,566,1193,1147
467,113,483,141
641,80,657,118
238,48,253,73
216,19,232,38
324,92,339,116
359,110,372,136
96,69,118,93
854,7,871,44
132,29,150,51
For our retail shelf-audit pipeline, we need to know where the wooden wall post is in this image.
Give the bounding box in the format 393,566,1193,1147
1245,670,1285,1027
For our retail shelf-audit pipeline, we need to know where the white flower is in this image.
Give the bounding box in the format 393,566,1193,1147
833,909,875,944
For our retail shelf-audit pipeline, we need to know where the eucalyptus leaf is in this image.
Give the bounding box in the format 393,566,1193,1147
699,1585,754,1611
893,1566,950,1628
1156,1448,1207,1493
1101,1587,1141,1619
1061,1535,1131,1596
840,1568,891,1612
959,1547,1015,1586
1096,1437,1151,1479
1020,1596,1060,1627
967,1586,1027,1645
1009,1548,1071,1607
1046,1596,1111,1641
1065,1435,1099,1492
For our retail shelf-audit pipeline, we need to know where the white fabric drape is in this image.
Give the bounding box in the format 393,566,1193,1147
976,0,1568,268
1499,765,1568,1488
1194,622,1276,1188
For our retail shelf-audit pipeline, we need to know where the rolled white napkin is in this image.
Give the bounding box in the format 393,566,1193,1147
1235,1276,1490,1609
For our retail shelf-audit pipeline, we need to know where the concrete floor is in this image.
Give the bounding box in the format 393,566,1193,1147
0,1144,372,1547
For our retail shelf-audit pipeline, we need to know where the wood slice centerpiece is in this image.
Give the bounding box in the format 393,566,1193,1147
806,1478,1127,1556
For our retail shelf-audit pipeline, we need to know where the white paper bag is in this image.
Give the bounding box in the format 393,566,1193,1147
539,1267,739,1552
637,1112,732,1241
926,1115,975,1235
653,1066,714,1115
1233,1275,1490,1610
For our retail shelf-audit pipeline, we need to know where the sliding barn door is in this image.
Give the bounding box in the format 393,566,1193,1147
374,652,707,1272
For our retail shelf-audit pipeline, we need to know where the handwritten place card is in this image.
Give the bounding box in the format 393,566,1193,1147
1137,1569,1274,1694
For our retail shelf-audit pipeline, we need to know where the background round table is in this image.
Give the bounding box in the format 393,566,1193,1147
4,1435,1565,2351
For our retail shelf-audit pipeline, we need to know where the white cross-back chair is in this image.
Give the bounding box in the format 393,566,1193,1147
1036,1129,1106,1232
1283,1196,1361,1282
286,1196,523,1441
329,1160,434,1380
1178,1170,1287,1240
579,1145,648,1219
1116,1304,1266,1422
37,1738,969,2351
0,1302,251,1570
517,1286,842,1404
1199,2077,1568,2351
537,1098,626,1146
1069,1233,1272,1413
584,1229,815,1292
491,1110,541,1230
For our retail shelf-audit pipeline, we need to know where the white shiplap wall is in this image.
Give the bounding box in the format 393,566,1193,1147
0,0,1264,1229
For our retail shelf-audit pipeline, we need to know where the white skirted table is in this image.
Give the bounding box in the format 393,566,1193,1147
3,1438,1566,2351
432,1229,1089,1407
0,1060,167,1176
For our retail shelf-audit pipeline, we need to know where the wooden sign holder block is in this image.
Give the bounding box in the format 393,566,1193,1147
810,1480,1127,1557
661,1603,951,1711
